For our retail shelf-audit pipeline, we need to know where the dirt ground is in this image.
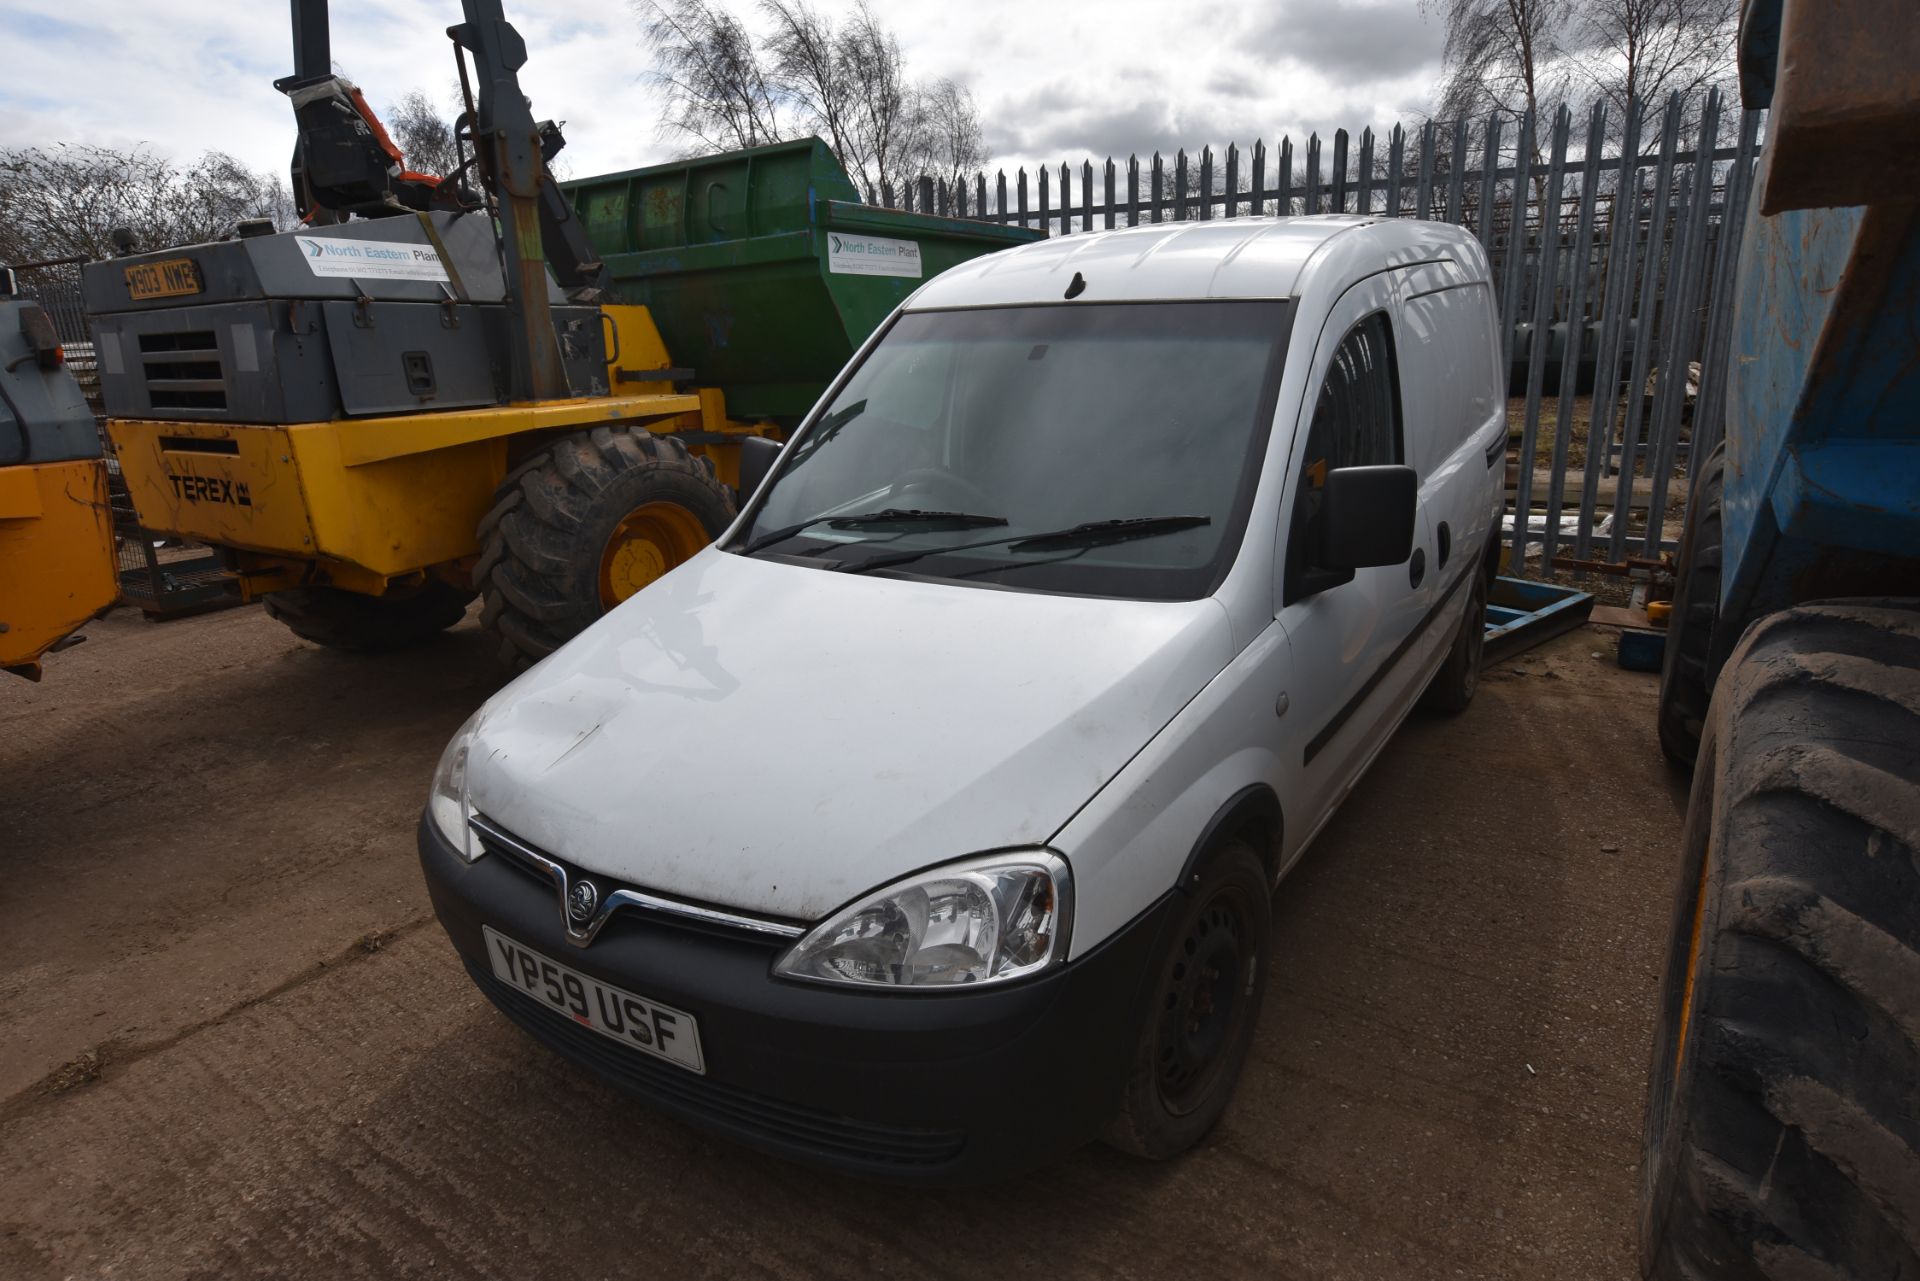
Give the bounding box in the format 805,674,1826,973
0,602,1688,1281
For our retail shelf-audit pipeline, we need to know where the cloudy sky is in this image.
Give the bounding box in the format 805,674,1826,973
0,0,1447,183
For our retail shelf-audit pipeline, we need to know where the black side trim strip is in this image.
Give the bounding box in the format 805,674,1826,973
1485,430,1507,468
1302,562,1476,767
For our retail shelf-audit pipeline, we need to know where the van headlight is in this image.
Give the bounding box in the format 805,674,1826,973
427,710,483,861
773,852,1072,988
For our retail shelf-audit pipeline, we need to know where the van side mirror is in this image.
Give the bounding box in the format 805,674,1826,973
1321,465,1417,571
737,435,782,501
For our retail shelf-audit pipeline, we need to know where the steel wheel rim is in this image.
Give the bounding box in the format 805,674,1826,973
598,502,709,607
1154,887,1252,1116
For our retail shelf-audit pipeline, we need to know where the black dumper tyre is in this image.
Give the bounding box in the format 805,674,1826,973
1639,600,1920,1281
1658,441,1727,768
475,426,735,672
263,580,475,651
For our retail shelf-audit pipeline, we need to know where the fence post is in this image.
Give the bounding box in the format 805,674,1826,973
1039,165,1051,235
1577,100,1647,559
1305,134,1321,213
1225,144,1239,217
1018,168,1029,229
1151,152,1164,222
1278,137,1293,216
1642,88,1724,554
1693,108,1763,464
1445,118,1467,225
1251,140,1267,217
1415,120,1436,220
1541,102,1610,569
1608,93,1684,564
1104,158,1116,229
1511,105,1572,574
1357,127,1375,216
1332,130,1350,213
1495,107,1536,376
1127,155,1141,226
1175,150,1189,221
1476,114,1503,253
1386,123,1405,218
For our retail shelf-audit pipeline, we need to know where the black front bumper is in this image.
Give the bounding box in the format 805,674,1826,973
417,813,1174,1183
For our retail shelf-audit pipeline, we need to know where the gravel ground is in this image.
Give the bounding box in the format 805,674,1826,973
0,602,1686,1280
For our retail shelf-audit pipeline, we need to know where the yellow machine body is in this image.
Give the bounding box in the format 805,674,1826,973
0,458,120,678
104,305,776,598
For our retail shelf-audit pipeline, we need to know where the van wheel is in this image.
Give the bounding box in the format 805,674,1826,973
1657,441,1726,768
475,426,735,671
1420,569,1488,714
1639,600,1920,1281
263,581,474,652
1105,839,1271,1159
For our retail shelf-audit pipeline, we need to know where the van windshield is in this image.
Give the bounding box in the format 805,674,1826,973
733,301,1293,600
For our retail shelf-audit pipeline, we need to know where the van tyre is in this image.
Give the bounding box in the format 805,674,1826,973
1421,568,1488,714
1639,600,1920,1281
1658,441,1726,767
263,581,475,652
1106,839,1271,1160
475,426,734,671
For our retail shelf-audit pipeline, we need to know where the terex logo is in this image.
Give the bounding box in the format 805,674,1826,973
167,472,253,508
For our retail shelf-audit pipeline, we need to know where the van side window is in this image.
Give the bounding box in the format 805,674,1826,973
1285,312,1402,603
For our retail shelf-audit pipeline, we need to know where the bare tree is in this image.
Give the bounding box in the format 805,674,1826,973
758,0,923,199
0,144,294,266
385,91,462,177
638,0,988,204
834,4,915,199
761,1,862,176
1568,0,1738,132
1424,0,1574,125
901,77,989,200
637,0,786,155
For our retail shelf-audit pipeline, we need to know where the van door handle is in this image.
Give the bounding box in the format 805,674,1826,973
1409,547,1427,588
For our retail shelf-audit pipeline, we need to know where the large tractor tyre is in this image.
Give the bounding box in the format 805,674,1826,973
476,426,735,671
1639,600,1920,1281
263,580,476,652
1658,441,1727,768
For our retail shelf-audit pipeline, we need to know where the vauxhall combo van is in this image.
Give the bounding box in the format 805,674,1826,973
420,215,1507,1181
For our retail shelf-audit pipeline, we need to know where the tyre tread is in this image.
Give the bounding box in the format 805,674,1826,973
475,425,735,671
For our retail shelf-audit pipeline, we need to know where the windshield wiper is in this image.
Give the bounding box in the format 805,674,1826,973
738,508,1007,557
838,514,1212,575
1007,515,1212,550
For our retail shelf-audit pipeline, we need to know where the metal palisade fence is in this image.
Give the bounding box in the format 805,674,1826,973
886,90,1764,576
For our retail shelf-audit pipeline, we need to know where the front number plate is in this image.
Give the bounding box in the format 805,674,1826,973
483,926,704,1074
124,258,203,300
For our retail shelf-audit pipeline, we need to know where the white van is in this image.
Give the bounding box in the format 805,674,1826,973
420,216,1507,1181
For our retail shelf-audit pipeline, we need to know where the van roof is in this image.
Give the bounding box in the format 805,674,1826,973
906,215,1485,310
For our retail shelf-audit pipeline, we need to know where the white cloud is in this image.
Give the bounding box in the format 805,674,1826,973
0,0,1446,186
